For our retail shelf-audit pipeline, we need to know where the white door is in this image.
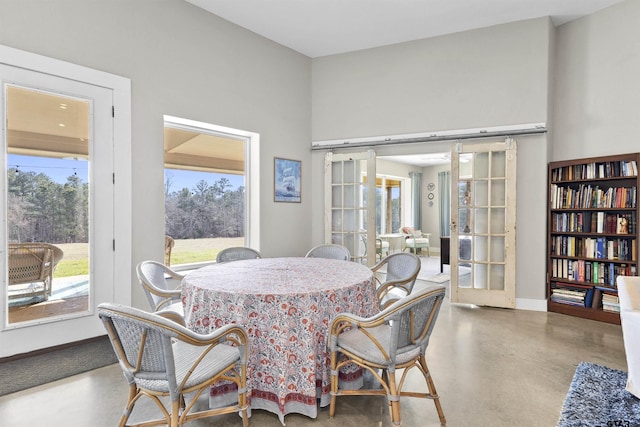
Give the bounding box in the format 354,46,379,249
450,140,517,308
0,64,115,354
324,151,376,265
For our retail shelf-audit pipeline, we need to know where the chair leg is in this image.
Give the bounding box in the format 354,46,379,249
420,356,446,424
118,384,139,427
386,370,402,426
329,351,338,418
170,399,180,427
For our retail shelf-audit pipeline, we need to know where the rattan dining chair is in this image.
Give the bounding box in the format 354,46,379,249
329,285,446,426
98,302,250,427
136,260,185,325
305,244,350,261
371,252,421,309
216,247,262,263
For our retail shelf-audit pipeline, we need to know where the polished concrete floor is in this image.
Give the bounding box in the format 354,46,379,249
0,279,627,427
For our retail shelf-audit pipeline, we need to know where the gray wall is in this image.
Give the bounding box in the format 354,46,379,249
2,0,637,308
553,0,640,160
311,19,552,303
0,0,313,308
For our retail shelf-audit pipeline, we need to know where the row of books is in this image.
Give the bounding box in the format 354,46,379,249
551,160,638,182
550,287,593,307
550,286,620,311
552,211,636,235
551,236,636,261
550,184,637,209
551,258,636,285
602,293,621,313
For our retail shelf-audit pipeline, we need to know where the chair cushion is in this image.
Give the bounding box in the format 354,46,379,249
337,324,421,366
405,238,429,247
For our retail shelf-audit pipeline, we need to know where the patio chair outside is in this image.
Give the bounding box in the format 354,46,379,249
8,242,64,301
98,302,250,427
164,235,175,266
136,260,185,325
371,252,421,309
329,285,447,426
216,247,262,263
305,244,350,261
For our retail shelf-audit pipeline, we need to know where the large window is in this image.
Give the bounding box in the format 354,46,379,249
163,116,258,266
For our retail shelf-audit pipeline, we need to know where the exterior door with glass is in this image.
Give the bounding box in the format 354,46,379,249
450,140,517,308
0,63,115,355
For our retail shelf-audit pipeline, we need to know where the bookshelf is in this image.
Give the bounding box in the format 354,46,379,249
547,153,640,325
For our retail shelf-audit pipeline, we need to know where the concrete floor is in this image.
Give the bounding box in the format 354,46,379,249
0,279,626,427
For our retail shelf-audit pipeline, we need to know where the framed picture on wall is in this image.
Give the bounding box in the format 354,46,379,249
274,157,301,203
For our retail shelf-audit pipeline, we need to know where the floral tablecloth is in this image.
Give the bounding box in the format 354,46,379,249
181,257,377,424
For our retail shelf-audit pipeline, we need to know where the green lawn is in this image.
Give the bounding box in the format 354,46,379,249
53,237,244,277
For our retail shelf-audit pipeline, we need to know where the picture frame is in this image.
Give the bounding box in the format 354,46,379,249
274,157,301,203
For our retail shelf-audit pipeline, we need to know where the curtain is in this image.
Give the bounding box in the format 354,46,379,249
410,172,422,229
438,171,451,236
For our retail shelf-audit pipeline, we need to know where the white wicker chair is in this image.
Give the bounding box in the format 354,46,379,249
329,285,447,426
98,302,249,427
216,247,262,263
305,244,350,261
164,235,175,266
8,242,64,301
617,275,640,398
371,252,421,309
136,260,185,325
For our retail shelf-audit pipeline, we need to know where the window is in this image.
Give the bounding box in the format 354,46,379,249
163,116,259,267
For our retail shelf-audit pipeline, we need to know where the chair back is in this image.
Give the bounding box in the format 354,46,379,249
216,246,262,263
136,260,183,311
98,303,179,395
393,286,444,351
164,235,175,266
382,252,421,293
305,244,350,261
8,242,64,285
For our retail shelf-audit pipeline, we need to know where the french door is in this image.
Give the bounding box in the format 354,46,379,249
324,151,376,265
450,140,517,308
0,62,115,355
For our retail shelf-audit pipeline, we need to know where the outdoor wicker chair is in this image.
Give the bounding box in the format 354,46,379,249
371,252,421,309
216,247,262,263
305,244,350,261
8,242,64,301
136,260,185,325
164,235,175,266
329,285,446,426
98,302,249,427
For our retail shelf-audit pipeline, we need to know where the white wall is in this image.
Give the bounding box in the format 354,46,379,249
0,0,313,308
553,0,640,161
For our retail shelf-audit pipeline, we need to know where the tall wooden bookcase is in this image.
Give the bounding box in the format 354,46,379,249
547,153,639,325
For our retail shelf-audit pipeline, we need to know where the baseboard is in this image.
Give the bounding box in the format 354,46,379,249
515,298,547,312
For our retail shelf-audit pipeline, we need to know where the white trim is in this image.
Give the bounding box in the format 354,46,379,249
163,115,260,251
515,298,548,312
312,122,546,148
0,44,131,356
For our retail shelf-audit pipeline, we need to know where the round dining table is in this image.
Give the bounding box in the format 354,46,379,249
181,256,378,425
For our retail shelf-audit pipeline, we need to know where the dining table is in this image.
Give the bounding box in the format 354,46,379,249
181,256,378,424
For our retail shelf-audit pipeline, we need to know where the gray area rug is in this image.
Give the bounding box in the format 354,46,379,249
0,335,117,396
558,362,640,427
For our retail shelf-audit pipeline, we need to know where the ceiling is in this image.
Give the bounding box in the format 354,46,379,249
186,0,623,58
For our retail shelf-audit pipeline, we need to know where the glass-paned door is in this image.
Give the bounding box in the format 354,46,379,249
1,63,114,354
450,140,516,308
324,151,376,265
